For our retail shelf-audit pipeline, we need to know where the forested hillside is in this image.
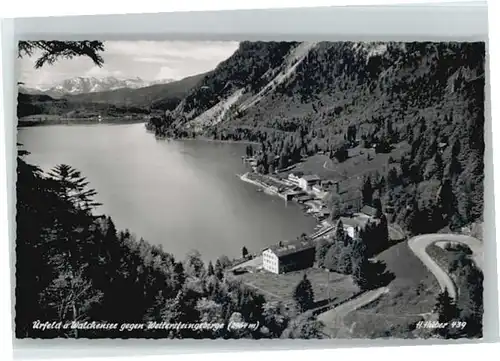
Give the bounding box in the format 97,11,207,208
149,41,485,234
17,92,150,120
16,150,323,339
16,40,328,340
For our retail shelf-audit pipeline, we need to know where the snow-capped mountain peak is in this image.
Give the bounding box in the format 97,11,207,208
21,76,175,96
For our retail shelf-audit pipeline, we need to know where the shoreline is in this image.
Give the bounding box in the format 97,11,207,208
172,137,259,146
145,125,259,146
18,119,146,127
231,173,332,273
238,171,328,223
231,171,330,267
238,172,290,201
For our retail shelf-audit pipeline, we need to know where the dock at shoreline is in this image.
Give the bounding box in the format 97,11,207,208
238,172,290,200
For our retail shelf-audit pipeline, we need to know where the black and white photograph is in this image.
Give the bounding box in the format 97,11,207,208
15,39,485,340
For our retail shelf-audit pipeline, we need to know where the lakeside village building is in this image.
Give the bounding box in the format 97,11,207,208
288,172,321,191
359,205,380,218
262,239,316,274
261,205,379,274
288,172,339,195
262,225,357,274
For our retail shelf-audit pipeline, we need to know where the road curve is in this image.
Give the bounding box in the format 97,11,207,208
407,233,483,300
388,224,405,241
317,287,389,332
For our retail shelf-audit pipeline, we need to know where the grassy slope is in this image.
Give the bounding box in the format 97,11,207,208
345,242,480,338
234,268,359,307
373,243,439,315
283,143,410,203
340,241,440,338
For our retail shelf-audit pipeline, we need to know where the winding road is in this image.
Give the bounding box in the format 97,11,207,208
318,287,389,325
407,233,483,300
316,232,482,336
317,286,389,337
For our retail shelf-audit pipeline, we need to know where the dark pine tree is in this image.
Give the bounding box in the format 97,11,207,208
377,213,390,251
278,151,289,170
410,202,428,235
46,164,102,213
315,238,331,268
293,274,315,312
434,288,459,338
214,259,224,281
372,198,383,217
362,176,373,206
387,167,399,188
352,252,371,291
333,145,349,163
173,262,186,292
246,144,254,157
242,246,249,258
437,178,455,220
347,124,357,143
18,41,105,69
447,138,462,179
335,219,346,244
434,151,444,180
207,261,215,276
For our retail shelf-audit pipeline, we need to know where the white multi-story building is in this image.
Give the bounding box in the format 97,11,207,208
262,239,316,274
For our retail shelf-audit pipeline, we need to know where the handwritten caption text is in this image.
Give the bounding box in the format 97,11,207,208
32,320,260,332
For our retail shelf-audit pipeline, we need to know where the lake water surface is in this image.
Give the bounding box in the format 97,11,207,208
17,123,317,261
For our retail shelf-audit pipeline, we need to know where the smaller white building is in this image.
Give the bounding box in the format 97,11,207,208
312,183,328,199
287,172,304,186
345,225,355,239
312,184,323,193
298,174,321,191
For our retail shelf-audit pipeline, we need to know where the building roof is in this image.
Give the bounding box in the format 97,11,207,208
289,171,304,177
340,216,368,229
296,195,314,202
301,174,321,182
266,238,315,258
360,205,379,217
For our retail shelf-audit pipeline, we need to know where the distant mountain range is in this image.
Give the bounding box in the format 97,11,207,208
19,76,175,97
64,72,209,110
17,72,210,119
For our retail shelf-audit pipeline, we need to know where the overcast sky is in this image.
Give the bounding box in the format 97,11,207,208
18,41,239,88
